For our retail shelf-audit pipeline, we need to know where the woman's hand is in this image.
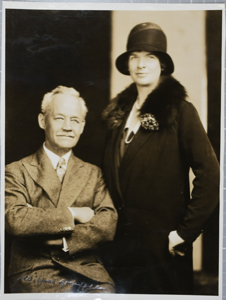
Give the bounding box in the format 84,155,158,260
168,230,185,256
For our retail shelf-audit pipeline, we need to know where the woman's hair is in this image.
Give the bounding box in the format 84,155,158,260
41,85,88,118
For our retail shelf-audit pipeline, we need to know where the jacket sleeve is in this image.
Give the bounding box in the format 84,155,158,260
5,165,75,237
176,102,219,242
66,168,118,256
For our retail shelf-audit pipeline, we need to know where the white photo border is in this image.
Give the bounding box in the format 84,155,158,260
0,2,225,300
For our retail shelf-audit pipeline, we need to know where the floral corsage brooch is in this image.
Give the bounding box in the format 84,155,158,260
140,113,159,131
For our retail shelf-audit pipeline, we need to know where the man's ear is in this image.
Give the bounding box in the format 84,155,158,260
38,113,46,130
80,120,86,134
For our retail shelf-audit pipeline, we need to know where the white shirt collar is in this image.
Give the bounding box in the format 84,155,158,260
43,143,71,170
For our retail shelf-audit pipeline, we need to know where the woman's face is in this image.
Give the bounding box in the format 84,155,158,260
128,51,161,87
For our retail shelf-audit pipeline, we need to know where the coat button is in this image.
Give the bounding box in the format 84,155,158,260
55,257,60,261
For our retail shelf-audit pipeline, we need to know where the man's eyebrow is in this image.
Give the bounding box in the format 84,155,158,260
54,113,81,119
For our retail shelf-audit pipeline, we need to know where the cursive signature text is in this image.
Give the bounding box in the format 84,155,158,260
11,273,104,292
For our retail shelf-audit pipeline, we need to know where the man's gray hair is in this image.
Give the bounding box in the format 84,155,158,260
41,86,88,118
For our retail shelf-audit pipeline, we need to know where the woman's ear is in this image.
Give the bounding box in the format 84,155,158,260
160,60,167,75
126,55,130,74
38,113,46,130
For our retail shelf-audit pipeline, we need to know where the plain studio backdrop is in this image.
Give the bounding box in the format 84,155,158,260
4,8,222,294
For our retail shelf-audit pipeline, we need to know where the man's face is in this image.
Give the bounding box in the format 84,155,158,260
38,93,85,156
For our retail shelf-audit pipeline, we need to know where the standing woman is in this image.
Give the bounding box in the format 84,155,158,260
102,22,219,294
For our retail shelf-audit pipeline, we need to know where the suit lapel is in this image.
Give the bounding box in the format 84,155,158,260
23,147,61,207
119,127,154,177
57,154,86,208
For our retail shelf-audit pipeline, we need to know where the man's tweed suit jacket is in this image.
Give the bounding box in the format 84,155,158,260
5,147,117,285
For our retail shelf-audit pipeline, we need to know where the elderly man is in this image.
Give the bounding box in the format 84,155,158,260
5,86,117,293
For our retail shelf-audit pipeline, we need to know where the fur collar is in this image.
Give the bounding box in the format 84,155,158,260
102,76,188,130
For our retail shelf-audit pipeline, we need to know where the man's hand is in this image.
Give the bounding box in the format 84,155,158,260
43,237,69,252
168,230,185,256
43,239,62,246
69,207,95,223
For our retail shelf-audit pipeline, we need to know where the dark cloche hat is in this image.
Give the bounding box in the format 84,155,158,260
116,22,174,76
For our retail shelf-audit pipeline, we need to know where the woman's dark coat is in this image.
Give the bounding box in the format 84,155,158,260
102,76,219,294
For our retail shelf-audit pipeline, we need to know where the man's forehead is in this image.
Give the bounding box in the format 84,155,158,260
52,93,80,102
51,94,81,108
47,93,83,115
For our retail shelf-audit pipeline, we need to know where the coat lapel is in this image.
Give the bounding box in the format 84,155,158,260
119,127,154,177
110,112,154,198
111,113,154,198
57,154,87,208
22,147,61,207
111,113,129,202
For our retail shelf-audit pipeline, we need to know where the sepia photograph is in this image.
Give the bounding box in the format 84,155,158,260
1,3,224,299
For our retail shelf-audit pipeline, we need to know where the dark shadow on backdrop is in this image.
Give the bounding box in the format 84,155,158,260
6,9,111,166
5,9,111,293
201,10,222,281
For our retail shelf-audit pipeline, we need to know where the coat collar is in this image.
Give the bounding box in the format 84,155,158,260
22,147,85,207
102,75,187,131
